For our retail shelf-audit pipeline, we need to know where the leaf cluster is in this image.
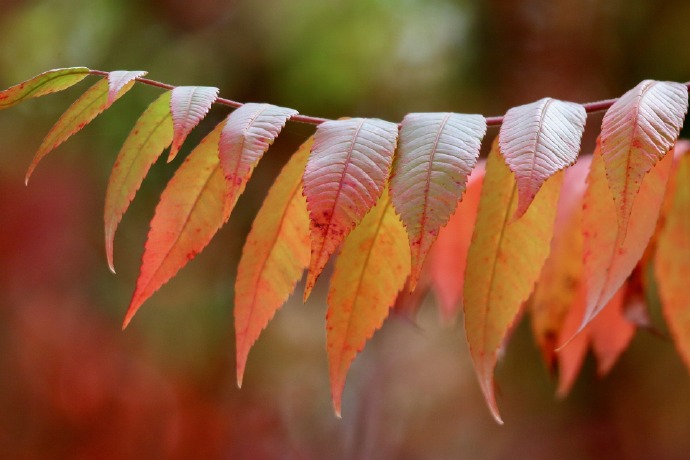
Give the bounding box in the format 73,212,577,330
3,68,690,423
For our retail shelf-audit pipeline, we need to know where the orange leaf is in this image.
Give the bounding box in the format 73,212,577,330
168,86,219,161
26,72,138,184
589,284,635,376
390,112,486,290
123,122,229,328
234,137,313,388
429,162,485,321
655,148,690,372
0,67,90,110
303,118,399,300
104,91,174,272
326,189,410,416
530,156,590,369
499,98,585,220
600,80,687,240
464,139,562,423
556,283,633,396
579,140,673,330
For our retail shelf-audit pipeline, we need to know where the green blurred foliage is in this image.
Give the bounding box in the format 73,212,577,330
0,0,689,458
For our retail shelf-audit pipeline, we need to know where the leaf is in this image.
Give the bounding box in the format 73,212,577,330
218,102,297,212
555,285,588,398
303,118,399,300
168,86,219,161
600,80,688,240
326,189,410,416
123,122,229,328
25,73,138,184
390,112,486,290
530,156,590,369
589,284,635,376
429,163,485,321
104,91,174,273
579,140,673,331
555,283,632,396
234,137,313,388
107,70,146,105
499,98,586,220
655,149,690,372
0,67,90,110
464,139,563,424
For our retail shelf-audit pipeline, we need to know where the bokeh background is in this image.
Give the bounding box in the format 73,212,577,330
1,0,690,458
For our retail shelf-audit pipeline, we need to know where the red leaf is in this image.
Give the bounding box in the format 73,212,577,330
168,86,219,161
234,137,312,388
499,98,586,220
429,162,485,321
390,112,486,290
600,80,688,240
303,118,399,300
123,122,229,328
104,91,174,272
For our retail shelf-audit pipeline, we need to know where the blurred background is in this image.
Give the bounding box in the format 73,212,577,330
1,0,689,458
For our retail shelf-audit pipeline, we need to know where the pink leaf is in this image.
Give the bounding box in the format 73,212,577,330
168,86,219,161
499,98,586,220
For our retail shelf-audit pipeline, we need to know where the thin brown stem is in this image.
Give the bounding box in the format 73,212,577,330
89,69,689,128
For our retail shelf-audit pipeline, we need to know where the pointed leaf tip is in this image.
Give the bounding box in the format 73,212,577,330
0,67,90,110
234,137,312,388
391,112,486,290
326,190,409,416
600,80,688,241
499,97,586,221
169,86,219,161
107,70,146,105
104,91,174,272
303,118,399,300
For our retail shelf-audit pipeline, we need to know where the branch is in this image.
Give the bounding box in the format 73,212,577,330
89,70,690,128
